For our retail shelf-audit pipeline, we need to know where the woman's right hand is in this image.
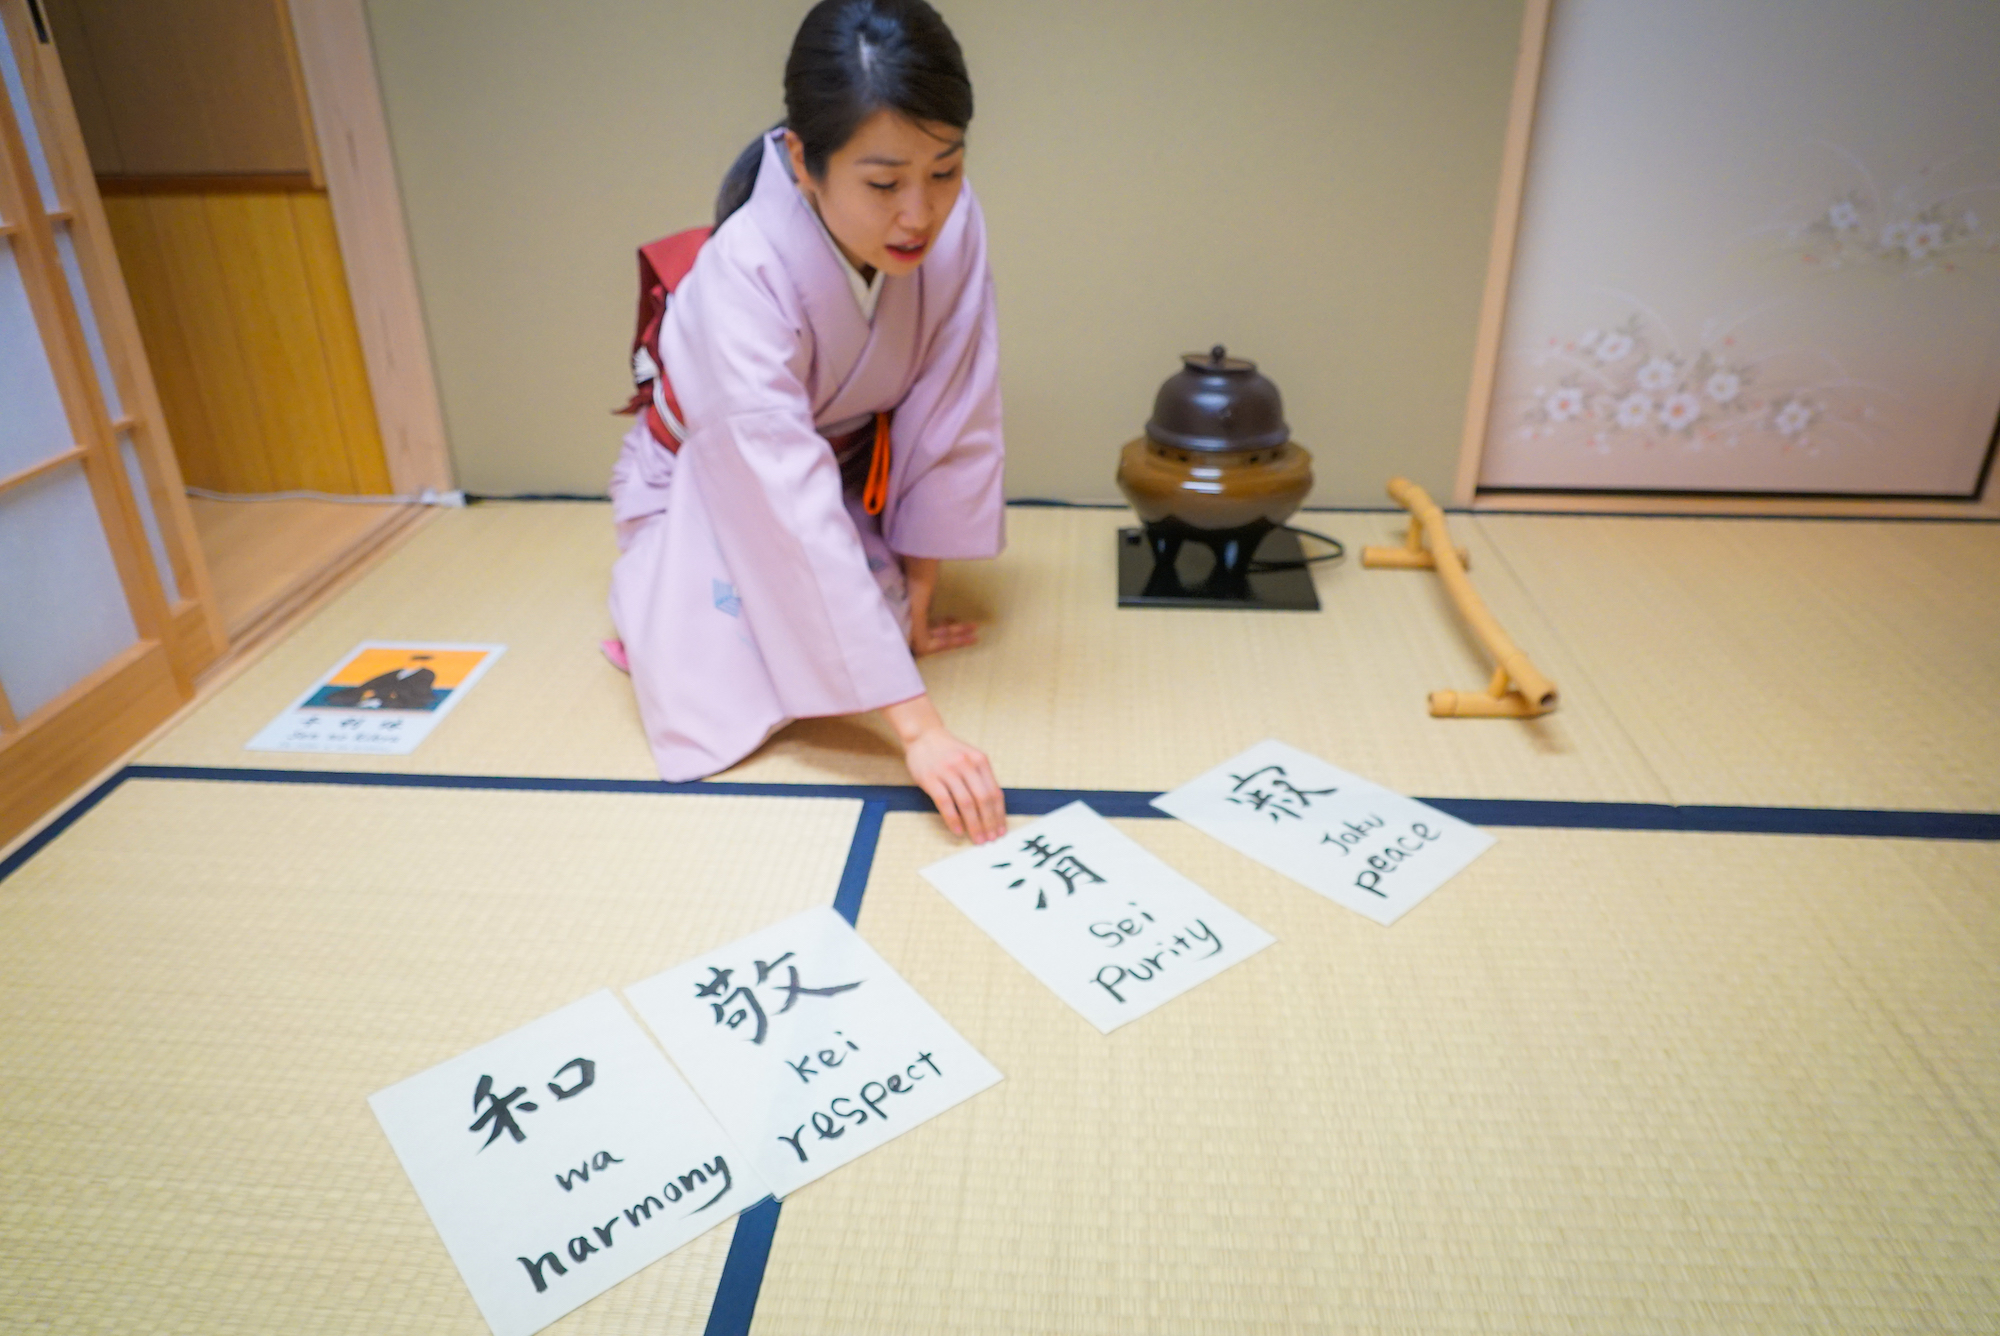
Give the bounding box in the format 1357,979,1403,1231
882,694,1006,843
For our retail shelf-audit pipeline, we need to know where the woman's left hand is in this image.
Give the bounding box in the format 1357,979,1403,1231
903,556,979,657
911,615,979,656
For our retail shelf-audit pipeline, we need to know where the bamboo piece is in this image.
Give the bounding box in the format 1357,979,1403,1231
1358,515,1471,571
1361,477,1558,718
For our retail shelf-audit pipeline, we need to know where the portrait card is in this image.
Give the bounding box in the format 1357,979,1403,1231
921,801,1275,1033
246,641,504,754
623,907,1002,1199
1152,739,1495,925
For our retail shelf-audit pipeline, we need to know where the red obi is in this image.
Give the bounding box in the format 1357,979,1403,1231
617,226,711,450
616,225,891,515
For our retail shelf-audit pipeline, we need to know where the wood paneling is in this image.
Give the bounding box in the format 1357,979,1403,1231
97,173,318,194
102,187,393,495
290,191,386,485
0,640,181,847
43,0,319,179
287,0,453,493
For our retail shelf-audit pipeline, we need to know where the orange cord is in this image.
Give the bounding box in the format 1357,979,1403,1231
862,411,892,515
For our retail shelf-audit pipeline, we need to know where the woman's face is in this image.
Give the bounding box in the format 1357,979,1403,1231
788,110,965,278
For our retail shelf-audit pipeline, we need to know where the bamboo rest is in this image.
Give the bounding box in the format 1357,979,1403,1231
1360,478,1559,718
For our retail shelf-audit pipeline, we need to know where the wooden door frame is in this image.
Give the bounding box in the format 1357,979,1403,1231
0,0,193,841
1451,0,2000,518
286,0,453,495
8,1,230,680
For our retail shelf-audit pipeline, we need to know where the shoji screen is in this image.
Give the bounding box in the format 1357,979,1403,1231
0,0,220,843
1477,0,2000,497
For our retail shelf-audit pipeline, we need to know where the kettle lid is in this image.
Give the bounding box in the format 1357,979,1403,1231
1144,344,1290,453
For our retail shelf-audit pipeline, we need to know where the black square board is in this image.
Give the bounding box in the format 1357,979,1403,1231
1116,526,1321,611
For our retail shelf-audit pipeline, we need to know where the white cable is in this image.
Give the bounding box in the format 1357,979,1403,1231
185,486,466,507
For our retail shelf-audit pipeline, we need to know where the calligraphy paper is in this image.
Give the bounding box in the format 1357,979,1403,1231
921,801,1274,1033
623,907,1002,1199
1153,739,1495,925
246,641,504,754
369,990,769,1336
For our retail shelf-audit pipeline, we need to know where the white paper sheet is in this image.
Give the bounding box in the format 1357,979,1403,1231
623,907,1002,1199
369,990,769,1336
246,641,504,754
920,801,1275,1033
1152,740,1495,925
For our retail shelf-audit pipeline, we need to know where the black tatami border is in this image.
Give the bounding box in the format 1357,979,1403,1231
5,763,1998,1334
7,762,1993,893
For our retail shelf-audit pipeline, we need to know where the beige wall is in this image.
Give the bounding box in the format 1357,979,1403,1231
365,0,1524,505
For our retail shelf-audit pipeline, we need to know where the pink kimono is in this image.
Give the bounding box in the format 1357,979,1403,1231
608,129,1005,781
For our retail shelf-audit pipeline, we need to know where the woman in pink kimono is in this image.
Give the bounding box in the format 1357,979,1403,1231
607,0,1007,842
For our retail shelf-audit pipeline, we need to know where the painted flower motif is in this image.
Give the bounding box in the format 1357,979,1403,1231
1788,166,1997,276
1636,357,1679,392
1660,392,1702,431
1544,387,1586,422
1525,306,1883,459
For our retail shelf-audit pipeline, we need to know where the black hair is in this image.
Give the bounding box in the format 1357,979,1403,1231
714,0,973,227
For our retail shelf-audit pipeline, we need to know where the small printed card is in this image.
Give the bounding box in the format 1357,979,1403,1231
369,990,770,1336
246,641,504,754
921,801,1275,1033
623,907,1002,1199
1153,739,1495,925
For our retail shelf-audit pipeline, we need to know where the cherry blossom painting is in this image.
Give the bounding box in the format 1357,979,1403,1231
1479,0,2000,496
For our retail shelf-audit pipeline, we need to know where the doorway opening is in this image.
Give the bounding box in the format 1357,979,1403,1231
47,0,429,647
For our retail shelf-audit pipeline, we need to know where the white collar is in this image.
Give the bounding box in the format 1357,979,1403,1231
806,200,883,321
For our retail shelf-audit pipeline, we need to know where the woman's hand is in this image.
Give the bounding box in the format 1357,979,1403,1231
903,556,979,657
911,615,979,656
882,694,1006,843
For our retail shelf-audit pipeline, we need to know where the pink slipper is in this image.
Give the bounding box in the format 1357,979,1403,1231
600,638,630,674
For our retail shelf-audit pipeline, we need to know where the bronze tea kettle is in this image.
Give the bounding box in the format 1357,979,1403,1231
1115,346,1315,583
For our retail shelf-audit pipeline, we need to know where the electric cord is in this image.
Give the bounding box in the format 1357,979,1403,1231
1248,524,1345,571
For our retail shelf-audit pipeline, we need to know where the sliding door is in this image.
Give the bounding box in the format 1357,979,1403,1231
0,0,221,844
1477,0,2000,497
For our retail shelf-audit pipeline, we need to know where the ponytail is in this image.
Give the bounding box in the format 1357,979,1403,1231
714,125,780,228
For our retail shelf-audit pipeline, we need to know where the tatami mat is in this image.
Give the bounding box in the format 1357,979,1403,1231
839,507,1665,800
31,495,2000,1332
144,503,1671,803
1475,514,2000,812
753,813,2000,1335
0,779,860,1334
146,503,662,781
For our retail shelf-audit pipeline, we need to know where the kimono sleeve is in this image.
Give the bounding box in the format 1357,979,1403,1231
672,255,926,721
881,189,1005,561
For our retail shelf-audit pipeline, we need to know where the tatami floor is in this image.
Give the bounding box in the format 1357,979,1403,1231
3,501,1996,1333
